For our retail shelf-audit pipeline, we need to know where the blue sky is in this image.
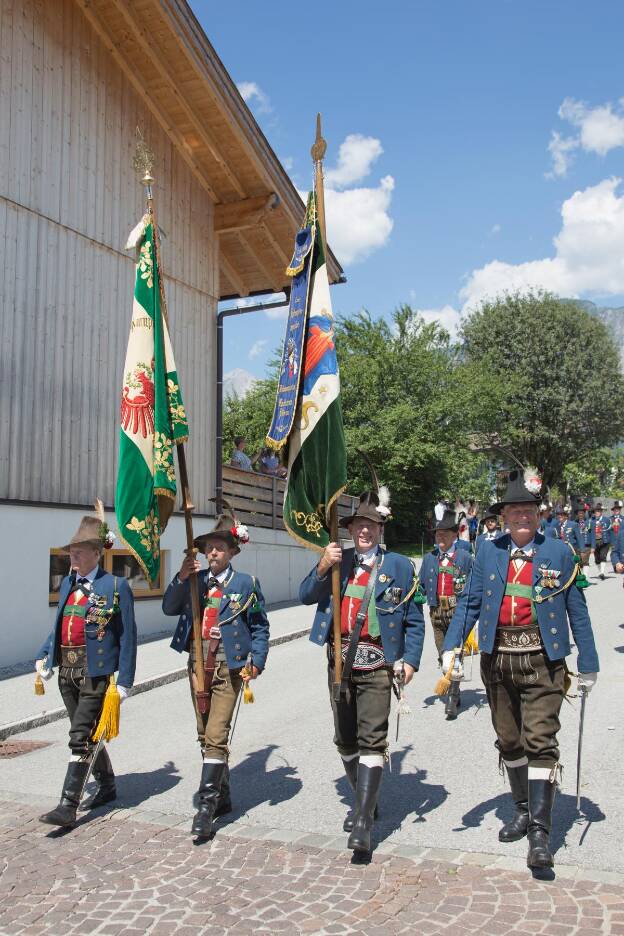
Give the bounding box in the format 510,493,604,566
195,0,624,379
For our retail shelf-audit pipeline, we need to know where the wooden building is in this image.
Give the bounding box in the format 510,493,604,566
0,0,343,666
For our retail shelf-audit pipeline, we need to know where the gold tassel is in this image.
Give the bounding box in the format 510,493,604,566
464,630,479,655
92,675,121,742
433,652,455,697
34,673,45,696
243,683,254,704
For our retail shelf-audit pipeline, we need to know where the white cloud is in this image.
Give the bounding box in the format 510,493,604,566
248,339,268,360
324,134,384,188
417,305,462,337
547,97,624,177
460,177,624,309
280,156,294,172
490,223,502,236
546,131,579,178
237,81,272,114
323,175,395,265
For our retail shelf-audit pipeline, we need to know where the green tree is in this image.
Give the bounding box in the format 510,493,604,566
459,291,624,488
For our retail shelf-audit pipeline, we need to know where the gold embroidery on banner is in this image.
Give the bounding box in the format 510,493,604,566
139,240,154,288
290,509,324,537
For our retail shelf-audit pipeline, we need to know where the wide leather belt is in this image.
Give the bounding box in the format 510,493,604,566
438,595,457,608
60,645,87,667
496,625,543,654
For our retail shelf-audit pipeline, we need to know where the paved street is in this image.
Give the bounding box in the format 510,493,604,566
0,564,623,933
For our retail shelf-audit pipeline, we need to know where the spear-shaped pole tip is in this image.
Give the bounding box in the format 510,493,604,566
311,112,327,163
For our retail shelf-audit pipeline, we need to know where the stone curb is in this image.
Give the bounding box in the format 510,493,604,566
0,625,311,742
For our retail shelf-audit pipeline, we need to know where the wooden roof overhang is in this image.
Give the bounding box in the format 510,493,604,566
74,0,345,298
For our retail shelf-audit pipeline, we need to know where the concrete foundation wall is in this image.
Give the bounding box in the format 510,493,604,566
0,504,318,668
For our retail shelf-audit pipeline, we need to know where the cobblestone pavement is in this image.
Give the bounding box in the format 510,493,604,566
1,801,624,936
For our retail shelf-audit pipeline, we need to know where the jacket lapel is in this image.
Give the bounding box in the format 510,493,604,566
494,538,510,583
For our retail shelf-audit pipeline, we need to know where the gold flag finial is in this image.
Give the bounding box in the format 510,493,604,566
311,113,327,163
132,127,155,190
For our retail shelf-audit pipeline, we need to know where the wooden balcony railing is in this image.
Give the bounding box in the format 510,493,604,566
222,465,359,533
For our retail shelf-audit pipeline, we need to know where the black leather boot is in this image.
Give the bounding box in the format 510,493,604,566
342,757,359,832
215,762,232,818
83,747,116,810
191,761,226,838
347,763,383,854
499,762,529,842
40,761,90,827
526,777,556,869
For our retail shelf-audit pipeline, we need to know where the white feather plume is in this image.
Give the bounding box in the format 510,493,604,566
378,485,390,508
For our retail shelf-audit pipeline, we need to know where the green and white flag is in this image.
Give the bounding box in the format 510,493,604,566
116,215,188,585
273,194,347,551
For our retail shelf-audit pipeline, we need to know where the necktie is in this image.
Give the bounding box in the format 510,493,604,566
207,577,221,591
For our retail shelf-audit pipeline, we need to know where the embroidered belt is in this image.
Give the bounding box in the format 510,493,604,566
438,595,457,608
495,625,543,654
331,639,387,671
60,645,87,667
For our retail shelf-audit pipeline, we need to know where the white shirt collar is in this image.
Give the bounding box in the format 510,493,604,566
510,538,535,553
356,546,378,566
75,565,99,584
212,564,231,584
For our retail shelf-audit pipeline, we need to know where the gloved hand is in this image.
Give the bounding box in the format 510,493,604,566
442,650,464,678
117,685,129,703
35,659,53,681
578,672,598,694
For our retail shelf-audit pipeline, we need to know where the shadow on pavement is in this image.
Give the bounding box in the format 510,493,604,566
614,646,624,653
421,686,488,717
114,760,182,807
220,744,303,820
456,788,605,858
334,745,449,848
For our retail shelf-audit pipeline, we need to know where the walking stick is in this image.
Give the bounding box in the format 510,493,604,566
329,502,343,694
576,683,588,811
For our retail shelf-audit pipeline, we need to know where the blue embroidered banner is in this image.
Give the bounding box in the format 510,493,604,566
266,226,315,448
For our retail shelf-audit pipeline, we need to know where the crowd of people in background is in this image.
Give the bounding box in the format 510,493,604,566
433,495,624,580
230,436,287,479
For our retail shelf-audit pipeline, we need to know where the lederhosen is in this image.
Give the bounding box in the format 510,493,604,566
480,551,564,768
328,555,393,758
593,518,610,565
188,573,243,760
58,577,113,761
430,554,466,658
578,519,591,567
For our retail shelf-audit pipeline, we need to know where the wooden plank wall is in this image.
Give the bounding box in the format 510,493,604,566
0,0,218,510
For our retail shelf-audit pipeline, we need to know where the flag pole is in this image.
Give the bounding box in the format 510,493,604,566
139,165,209,715
311,114,342,689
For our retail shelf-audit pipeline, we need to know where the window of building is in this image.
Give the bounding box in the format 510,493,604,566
49,549,167,604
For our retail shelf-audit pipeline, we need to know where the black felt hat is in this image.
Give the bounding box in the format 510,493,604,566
435,509,459,532
491,469,542,513
482,505,499,522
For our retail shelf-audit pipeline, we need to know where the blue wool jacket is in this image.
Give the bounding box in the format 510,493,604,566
38,568,137,688
442,533,599,673
589,515,612,548
162,568,270,671
610,528,624,567
299,548,425,671
418,547,474,607
549,519,585,553
454,539,472,553
578,518,592,546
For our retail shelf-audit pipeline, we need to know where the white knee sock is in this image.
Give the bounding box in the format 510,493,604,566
503,756,528,769
341,752,358,763
202,756,224,764
528,765,554,781
359,754,384,769
600,562,606,576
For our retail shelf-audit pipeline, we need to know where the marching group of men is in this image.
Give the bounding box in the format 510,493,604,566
35,471,616,871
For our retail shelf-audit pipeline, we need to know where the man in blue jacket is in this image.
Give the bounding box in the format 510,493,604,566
589,503,612,579
36,508,137,827
550,505,585,555
299,490,425,855
163,511,269,838
419,512,473,658
475,506,502,555
442,469,599,871
610,500,623,572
